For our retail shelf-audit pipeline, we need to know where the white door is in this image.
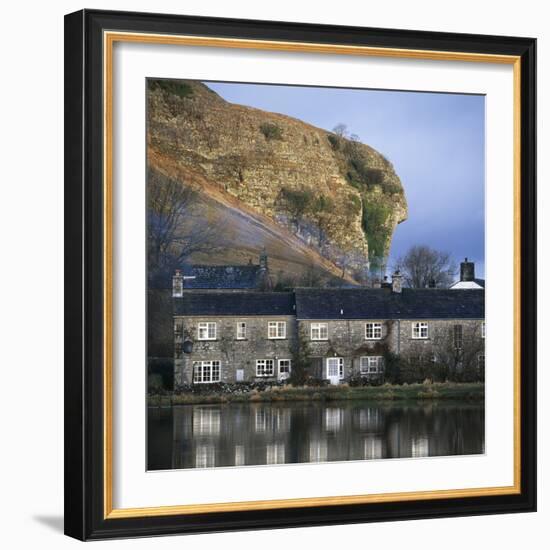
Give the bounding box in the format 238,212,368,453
326,358,342,385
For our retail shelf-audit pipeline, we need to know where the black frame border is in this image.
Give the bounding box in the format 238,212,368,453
64,9,537,541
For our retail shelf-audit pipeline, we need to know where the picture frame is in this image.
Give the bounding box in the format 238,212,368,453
64,8,536,540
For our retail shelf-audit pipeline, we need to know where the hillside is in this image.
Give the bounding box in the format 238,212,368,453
147,79,407,283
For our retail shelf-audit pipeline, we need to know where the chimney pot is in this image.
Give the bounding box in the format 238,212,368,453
460,258,475,282
391,270,403,293
172,269,184,297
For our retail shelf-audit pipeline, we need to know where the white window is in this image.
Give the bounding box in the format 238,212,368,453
198,322,216,340
311,322,328,340
236,322,246,340
278,359,292,379
481,321,486,338
256,359,275,377
412,322,429,339
360,356,383,374
268,321,286,339
193,361,221,383
365,322,382,340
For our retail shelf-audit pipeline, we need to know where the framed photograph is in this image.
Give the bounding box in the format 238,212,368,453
64,9,536,540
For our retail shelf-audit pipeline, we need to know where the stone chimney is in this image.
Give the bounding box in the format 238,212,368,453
460,258,475,282
259,248,268,270
172,269,183,297
391,270,403,293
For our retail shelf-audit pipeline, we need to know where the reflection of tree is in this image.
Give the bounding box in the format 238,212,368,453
147,168,220,287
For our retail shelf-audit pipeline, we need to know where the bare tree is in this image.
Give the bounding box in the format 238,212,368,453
332,123,348,137
394,245,457,288
431,323,485,381
147,168,220,285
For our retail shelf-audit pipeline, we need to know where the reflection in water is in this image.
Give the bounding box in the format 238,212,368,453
309,438,328,463
195,444,215,468
266,443,285,464
325,408,343,432
193,407,220,436
364,436,383,459
235,445,245,466
147,400,484,470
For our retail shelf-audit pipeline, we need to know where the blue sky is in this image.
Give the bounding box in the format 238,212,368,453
206,81,485,278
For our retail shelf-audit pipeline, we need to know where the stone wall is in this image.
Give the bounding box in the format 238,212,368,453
174,315,297,385
174,315,484,385
299,319,391,379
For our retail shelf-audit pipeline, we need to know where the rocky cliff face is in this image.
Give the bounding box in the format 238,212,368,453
147,79,407,281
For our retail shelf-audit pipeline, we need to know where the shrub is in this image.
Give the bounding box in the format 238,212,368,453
259,122,283,140
279,187,314,219
362,201,391,259
327,134,340,150
148,374,164,393
148,79,194,99
147,357,174,391
348,376,383,387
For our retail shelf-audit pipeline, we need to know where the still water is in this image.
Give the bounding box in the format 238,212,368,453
148,399,484,470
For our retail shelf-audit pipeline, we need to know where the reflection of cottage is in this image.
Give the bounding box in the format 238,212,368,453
172,259,485,386
450,258,485,289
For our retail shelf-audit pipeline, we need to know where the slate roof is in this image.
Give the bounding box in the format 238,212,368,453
174,292,295,317
449,278,485,289
181,265,265,290
294,288,484,320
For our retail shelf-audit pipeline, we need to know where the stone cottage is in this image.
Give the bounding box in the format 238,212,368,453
172,249,271,294
172,267,485,386
173,292,296,385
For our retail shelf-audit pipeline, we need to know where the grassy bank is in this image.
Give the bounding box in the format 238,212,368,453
148,382,484,407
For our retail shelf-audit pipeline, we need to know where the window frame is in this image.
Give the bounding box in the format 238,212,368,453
412,321,429,339
256,359,275,377
278,358,292,377
311,322,329,341
197,321,217,341
365,322,382,340
193,360,221,384
360,356,383,375
267,321,286,340
236,321,247,340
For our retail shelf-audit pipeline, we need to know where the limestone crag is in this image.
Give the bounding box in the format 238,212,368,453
147,79,407,279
